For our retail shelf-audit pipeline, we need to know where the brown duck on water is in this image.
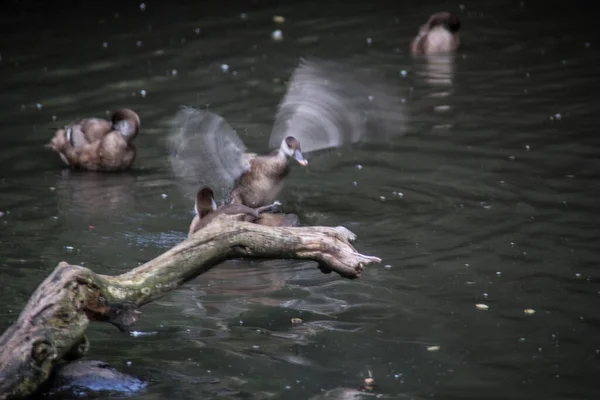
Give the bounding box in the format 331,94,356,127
46,108,140,171
410,12,461,56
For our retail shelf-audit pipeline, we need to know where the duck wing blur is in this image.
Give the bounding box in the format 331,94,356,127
268,58,406,154
169,107,251,203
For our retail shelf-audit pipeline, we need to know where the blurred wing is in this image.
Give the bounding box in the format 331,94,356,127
269,58,406,153
168,107,248,203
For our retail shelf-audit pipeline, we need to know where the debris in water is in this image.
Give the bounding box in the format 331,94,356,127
220,64,230,73
64,246,75,251
384,264,392,269
273,15,285,24
524,309,536,315
400,70,407,77
356,164,363,170
271,30,283,41
194,28,201,35
161,193,168,199
291,317,303,325
36,103,42,110
362,370,375,391
427,345,441,352
136,40,142,47
475,303,489,311
139,2,146,11
140,90,147,98
102,42,108,49
130,330,157,337
240,13,247,20
380,196,386,201
366,37,373,45
525,145,530,151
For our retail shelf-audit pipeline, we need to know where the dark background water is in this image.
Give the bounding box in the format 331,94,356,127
1,0,600,399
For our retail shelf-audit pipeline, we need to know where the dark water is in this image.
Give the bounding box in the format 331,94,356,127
2,0,600,399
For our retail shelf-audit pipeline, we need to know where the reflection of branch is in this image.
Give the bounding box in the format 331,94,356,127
0,216,380,399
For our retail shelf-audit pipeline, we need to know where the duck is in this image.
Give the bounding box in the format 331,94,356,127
188,186,297,236
170,58,404,211
410,12,461,55
47,109,140,171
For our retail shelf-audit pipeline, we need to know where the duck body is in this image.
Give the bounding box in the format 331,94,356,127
47,109,140,172
188,186,298,237
410,12,461,55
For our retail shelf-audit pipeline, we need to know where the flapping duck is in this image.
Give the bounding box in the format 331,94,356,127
410,12,461,55
170,58,405,211
47,109,140,171
188,186,298,236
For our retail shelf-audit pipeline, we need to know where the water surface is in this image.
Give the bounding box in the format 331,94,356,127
1,0,600,399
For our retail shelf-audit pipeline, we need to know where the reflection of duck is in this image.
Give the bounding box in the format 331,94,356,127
47,109,140,171
188,186,298,237
410,12,461,55
170,58,405,210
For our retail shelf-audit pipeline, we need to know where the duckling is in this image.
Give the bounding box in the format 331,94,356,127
170,58,404,210
47,109,140,171
188,186,293,236
410,12,461,55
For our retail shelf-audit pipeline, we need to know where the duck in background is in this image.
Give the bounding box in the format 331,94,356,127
188,186,297,236
410,12,461,55
169,58,405,216
47,108,140,171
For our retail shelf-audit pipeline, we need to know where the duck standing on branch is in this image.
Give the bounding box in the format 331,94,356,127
47,108,141,172
169,58,405,215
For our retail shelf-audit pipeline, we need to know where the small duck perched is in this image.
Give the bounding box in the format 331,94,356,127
47,109,140,171
188,187,297,236
410,12,461,55
170,58,405,212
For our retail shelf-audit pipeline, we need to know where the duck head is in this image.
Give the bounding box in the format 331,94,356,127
195,187,218,218
280,136,308,166
111,109,140,142
426,12,461,33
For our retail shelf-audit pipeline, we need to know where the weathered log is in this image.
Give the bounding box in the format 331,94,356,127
0,216,380,399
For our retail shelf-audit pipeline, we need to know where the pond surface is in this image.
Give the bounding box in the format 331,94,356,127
1,0,600,399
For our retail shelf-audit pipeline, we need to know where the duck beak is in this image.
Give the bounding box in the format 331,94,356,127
294,150,308,166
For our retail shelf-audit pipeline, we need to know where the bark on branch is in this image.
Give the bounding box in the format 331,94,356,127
0,217,380,399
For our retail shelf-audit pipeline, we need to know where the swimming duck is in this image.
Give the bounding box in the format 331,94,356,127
410,12,461,55
188,186,296,236
170,58,404,210
47,109,140,171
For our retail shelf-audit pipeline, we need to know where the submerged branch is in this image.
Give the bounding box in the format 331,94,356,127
0,217,380,399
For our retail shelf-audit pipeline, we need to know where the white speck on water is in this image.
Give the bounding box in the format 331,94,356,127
171,69,178,76
575,273,582,278
483,293,488,298
475,304,489,311
459,4,465,10
221,64,230,73
509,155,515,160
140,90,147,97
273,15,285,24
240,13,247,20
368,95,374,102
102,42,108,49
271,30,283,41
64,246,75,251
52,115,57,121
194,28,201,35
366,37,373,45
525,145,530,151
130,330,158,337
126,361,132,366
232,71,238,76
427,345,440,351
356,164,363,170
285,386,291,390
524,309,536,315
400,70,407,77
239,320,244,325
161,193,168,199
585,42,591,48
554,113,562,120
380,196,386,201
394,373,403,379
384,264,392,269
136,40,142,47
252,345,259,349
525,72,530,78
519,337,526,342
36,103,42,110
353,181,357,186
139,2,146,11
496,272,502,277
